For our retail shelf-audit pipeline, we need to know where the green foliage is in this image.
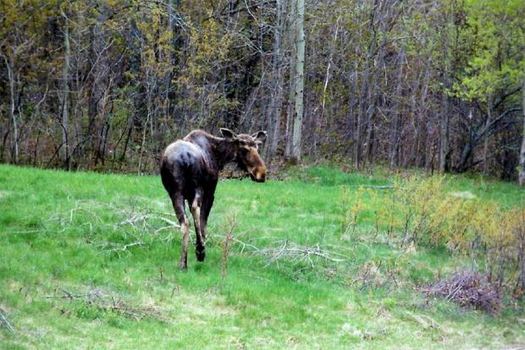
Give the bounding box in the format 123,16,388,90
451,0,525,102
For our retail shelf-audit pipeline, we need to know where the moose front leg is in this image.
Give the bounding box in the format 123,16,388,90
191,191,206,262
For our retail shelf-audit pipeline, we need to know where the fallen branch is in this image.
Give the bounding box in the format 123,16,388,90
257,241,346,267
212,236,348,267
0,308,15,333
231,237,260,253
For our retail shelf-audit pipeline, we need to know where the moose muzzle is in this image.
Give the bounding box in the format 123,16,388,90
250,165,266,182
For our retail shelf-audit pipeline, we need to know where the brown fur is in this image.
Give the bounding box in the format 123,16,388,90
160,129,267,269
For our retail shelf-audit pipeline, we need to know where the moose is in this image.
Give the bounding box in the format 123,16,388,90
160,128,267,269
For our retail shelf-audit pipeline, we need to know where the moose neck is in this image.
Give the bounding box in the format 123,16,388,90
184,130,237,171
210,136,237,170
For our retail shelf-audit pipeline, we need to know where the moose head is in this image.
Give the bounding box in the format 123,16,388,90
220,128,267,182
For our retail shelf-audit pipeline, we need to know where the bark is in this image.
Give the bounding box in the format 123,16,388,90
284,0,296,159
60,10,71,170
4,56,19,163
290,0,305,162
267,0,284,159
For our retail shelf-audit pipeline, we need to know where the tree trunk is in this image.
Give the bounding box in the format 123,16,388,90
519,79,525,186
290,0,305,162
61,10,71,170
483,95,492,175
439,93,450,173
284,0,296,159
4,56,19,164
267,0,284,159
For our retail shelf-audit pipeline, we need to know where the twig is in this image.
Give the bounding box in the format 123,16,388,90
231,236,260,253
259,241,347,267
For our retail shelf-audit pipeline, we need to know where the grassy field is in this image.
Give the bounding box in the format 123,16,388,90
1,164,524,349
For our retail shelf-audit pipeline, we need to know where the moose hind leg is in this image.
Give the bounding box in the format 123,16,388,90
171,193,189,270
200,193,215,244
191,193,205,262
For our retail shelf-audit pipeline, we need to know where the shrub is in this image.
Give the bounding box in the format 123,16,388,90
343,174,525,300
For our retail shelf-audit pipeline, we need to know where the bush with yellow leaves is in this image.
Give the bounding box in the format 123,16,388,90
342,175,525,297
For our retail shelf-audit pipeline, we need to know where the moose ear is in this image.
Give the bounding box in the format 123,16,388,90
252,130,267,142
220,128,237,140
252,130,266,143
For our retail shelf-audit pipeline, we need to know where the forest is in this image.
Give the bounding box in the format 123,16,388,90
1,0,524,182
2,1,525,347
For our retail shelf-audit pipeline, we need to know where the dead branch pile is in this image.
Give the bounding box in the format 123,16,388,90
47,288,167,322
424,271,501,314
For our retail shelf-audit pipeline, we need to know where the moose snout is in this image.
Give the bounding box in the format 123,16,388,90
250,166,266,183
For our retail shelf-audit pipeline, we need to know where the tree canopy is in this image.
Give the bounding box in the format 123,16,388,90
0,0,524,180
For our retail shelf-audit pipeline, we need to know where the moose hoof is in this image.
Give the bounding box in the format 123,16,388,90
196,249,206,262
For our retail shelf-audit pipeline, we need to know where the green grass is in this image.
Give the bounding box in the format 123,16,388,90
0,164,524,349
